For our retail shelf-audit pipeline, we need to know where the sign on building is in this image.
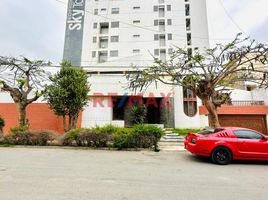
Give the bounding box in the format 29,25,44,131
63,0,86,67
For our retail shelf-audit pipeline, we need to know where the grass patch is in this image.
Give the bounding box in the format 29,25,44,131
170,128,202,136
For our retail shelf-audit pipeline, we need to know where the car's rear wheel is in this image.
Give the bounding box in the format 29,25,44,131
211,147,232,165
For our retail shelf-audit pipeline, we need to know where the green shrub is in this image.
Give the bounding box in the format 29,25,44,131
63,127,114,147
9,125,29,134
113,128,131,149
28,130,56,146
77,129,113,147
3,130,55,146
113,124,164,149
62,128,86,146
95,124,120,134
7,126,30,145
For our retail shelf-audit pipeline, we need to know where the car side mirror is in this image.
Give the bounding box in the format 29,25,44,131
262,137,268,141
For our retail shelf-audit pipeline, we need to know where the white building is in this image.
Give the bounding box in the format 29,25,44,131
63,0,211,129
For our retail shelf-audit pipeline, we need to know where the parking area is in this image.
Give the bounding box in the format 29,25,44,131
0,147,268,200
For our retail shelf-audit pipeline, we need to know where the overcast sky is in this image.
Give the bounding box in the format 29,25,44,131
0,0,267,64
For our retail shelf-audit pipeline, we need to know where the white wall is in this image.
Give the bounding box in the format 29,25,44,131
252,88,268,105
82,97,113,128
230,89,252,101
88,74,174,97
173,85,208,129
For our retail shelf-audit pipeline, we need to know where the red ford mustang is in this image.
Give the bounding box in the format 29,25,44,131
184,127,268,165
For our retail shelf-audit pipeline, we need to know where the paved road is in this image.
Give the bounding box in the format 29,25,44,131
0,147,268,200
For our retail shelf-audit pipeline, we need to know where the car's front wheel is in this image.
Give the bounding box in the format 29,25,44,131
211,147,232,165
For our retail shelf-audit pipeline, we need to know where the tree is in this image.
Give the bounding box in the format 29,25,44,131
0,56,50,126
126,34,268,128
44,61,90,132
0,116,5,136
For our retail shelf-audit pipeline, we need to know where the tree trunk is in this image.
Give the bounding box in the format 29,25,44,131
69,115,78,130
63,115,68,132
0,127,3,137
202,97,221,128
16,104,28,126
68,115,72,132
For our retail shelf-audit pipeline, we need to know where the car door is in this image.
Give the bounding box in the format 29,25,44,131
233,130,268,158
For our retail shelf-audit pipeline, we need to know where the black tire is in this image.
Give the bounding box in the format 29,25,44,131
211,147,232,165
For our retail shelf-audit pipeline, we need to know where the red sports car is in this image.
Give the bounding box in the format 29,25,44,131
184,127,268,165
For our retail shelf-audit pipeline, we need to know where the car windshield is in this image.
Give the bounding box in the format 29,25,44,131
198,128,224,136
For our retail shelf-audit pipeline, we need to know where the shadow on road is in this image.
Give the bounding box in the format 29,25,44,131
184,153,268,165
184,154,212,164
231,160,268,165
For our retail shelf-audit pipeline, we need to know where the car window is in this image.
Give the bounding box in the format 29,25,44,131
198,128,224,136
234,130,263,140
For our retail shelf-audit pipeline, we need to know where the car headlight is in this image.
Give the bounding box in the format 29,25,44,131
191,138,196,144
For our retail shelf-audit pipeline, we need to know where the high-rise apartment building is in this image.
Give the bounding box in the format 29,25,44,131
64,0,209,68
63,0,210,129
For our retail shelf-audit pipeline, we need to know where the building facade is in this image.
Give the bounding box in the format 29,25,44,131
0,1,268,134
63,0,212,129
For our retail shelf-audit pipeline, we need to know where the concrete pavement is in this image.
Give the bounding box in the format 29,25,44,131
0,147,268,200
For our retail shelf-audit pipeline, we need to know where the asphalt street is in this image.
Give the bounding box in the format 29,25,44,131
0,147,267,200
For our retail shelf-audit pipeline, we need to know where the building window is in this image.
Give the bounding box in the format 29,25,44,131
100,23,109,34
186,18,191,31
99,37,108,49
133,20,141,24
187,33,192,45
133,6,140,10
187,48,193,58
111,8,120,14
168,48,173,55
110,50,119,57
93,23,98,29
154,34,159,41
183,86,197,117
154,49,159,56
93,37,97,43
167,33,172,40
101,8,107,12
160,49,166,62
159,6,165,17
133,34,140,38
167,5,171,11
133,49,140,53
111,36,119,42
167,19,172,25
94,9,98,15
92,51,96,58
98,51,108,63
159,20,165,32
159,0,165,4
159,34,166,46
185,4,190,16
111,21,119,28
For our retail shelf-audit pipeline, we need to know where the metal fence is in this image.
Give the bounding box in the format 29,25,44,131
224,100,265,106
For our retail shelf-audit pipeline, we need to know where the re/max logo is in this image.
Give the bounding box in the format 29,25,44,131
67,0,85,31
